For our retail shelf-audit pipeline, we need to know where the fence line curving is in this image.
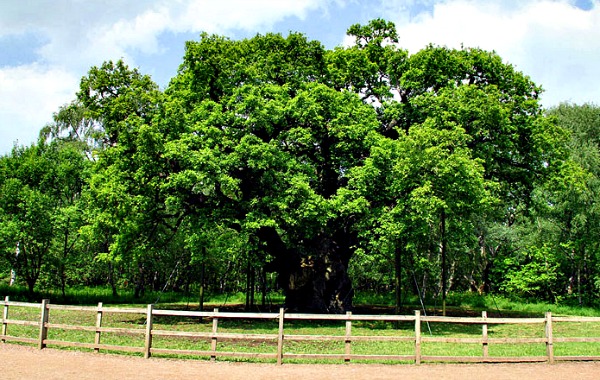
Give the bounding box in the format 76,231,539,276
2,296,600,364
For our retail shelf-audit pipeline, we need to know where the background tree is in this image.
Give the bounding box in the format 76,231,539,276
331,20,562,312
543,103,600,304
76,60,178,297
0,140,87,294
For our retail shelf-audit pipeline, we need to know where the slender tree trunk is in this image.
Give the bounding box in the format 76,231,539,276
394,244,402,315
478,233,487,293
108,261,118,298
60,221,71,298
60,263,67,298
21,245,40,296
103,239,118,298
440,209,447,316
577,260,582,307
261,268,267,308
394,244,403,329
9,242,19,286
250,268,255,309
198,259,205,312
245,258,254,312
134,263,145,299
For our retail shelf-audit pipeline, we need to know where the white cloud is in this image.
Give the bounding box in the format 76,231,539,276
1,0,599,154
0,0,331,154
393,0,600,106
1,0,328,71
0,64,79,152
176,0,323,32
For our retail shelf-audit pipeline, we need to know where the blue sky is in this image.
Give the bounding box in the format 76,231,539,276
1,0,599,154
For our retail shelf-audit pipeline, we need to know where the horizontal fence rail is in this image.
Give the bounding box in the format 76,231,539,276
2,296,600,364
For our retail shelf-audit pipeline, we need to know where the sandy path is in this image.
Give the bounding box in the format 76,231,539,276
2,344,599,380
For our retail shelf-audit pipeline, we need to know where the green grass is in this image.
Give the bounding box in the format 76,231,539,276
2,283,598,317
0,284,202,306
2,289,600,364
0,284,287,313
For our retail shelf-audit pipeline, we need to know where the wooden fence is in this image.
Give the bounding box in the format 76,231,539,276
2,296,600,364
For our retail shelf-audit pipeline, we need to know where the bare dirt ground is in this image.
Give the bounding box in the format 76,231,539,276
2,344,600,380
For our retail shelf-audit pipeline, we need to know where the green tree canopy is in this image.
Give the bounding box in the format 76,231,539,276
0,139,88,294
6,19,567,311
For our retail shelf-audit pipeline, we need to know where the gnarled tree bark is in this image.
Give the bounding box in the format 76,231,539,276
258,226,354,313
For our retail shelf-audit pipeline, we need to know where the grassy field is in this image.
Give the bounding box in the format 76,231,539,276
2,287,600,364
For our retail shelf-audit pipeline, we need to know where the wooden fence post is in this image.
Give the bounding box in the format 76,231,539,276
94,302,103,353
277,308,285,365
2,296,8,343
144,304,153,359
211,308,219,361
415,310,421,365
482,311,489,359
38,299,49,350
344,311,352,363
545,311,554,364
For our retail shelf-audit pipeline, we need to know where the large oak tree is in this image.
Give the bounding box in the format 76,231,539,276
67,19,563,312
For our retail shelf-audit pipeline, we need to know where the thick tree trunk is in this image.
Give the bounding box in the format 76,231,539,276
26,279,36,296
258,226,354,313
134,263,145,299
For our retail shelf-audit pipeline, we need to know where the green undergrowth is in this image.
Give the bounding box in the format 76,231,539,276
353,291,600,318
0,285,287,311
